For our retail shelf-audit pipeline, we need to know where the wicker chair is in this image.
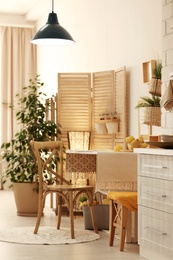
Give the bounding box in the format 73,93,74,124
30,140,98,239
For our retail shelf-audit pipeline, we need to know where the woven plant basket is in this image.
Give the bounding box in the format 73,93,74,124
143,107,161,126
149,78,161,97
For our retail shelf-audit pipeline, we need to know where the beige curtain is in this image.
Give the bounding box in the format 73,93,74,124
0,26,37,144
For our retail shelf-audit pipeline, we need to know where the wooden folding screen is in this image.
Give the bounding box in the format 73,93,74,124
92,67,127,150
57,68,128,150
57,73,91,149
92,70,115,149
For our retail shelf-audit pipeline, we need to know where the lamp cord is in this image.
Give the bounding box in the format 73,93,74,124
52,0,54,12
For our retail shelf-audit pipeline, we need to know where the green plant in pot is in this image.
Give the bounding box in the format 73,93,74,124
149,59,162,97
153,59,162,80
1,75,61,216
136,95,161,127
135,95,161,108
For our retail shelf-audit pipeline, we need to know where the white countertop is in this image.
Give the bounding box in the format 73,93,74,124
66,149,136,155
134,148,173,156
66,148,173,156
66,150,97,154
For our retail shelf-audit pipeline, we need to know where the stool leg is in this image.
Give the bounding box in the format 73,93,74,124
109,199,116,246
120,206,129,251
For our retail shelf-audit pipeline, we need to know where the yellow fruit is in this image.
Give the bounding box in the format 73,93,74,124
128,144,133,151
139,142,148,148
139,136,144,143
126,136,135,143
131,139,140,149
114,144,123,152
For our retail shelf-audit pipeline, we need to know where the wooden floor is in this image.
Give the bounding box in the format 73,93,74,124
0,190,147,260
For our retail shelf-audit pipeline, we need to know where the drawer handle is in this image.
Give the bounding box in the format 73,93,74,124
144,191,167,198
144,226,167,236
143,164,167,169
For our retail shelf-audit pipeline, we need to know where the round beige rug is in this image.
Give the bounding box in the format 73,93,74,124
0,226,100,245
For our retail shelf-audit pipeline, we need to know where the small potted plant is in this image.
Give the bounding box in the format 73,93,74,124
1,75,61,216
149,59,162,97
136,95,161,126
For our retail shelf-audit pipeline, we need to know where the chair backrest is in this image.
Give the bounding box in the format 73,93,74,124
67,131,91,150
30,141,70,191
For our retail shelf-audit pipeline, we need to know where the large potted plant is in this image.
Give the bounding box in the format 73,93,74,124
1,76,61,216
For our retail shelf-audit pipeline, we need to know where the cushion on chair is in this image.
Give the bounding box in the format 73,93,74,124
107,191,137,212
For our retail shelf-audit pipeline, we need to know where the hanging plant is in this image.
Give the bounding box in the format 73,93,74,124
149,59,162,97
153,59,162,79
135,95,161,108
136,95,161,126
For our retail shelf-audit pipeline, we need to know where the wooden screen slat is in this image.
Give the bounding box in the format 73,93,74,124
114,67,128,149
92,70,115,150
58,73,91,149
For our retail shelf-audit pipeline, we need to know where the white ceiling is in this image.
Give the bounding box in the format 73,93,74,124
0,0,41,15
0,0,53,21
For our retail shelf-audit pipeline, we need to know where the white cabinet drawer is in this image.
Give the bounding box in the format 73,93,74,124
139,205,173,260
138,154,173,180
138,176,173,213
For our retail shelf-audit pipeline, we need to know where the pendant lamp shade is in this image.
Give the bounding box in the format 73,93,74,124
31,1,75,46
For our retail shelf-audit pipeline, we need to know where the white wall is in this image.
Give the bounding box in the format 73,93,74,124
161,0,173,134
36,0,162,138
0,0,162,138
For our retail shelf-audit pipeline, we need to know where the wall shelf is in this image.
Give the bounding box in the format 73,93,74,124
142,59,156,83
95,119,119,124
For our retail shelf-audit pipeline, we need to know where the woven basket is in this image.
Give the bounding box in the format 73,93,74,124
149,78,161,97
143,107,161,126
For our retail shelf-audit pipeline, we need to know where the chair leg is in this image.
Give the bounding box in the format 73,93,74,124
69,191,75,239
57,194,62,229
34,193,45,234
89,204,98,234
120,206,129,251
87,190,98,234
109,199,116,246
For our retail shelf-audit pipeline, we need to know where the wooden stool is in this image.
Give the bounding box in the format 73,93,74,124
107,191,137,251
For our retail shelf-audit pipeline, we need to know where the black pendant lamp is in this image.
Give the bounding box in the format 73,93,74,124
31,0,75,46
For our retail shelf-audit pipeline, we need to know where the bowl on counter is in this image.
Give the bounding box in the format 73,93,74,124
161,135,173,142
